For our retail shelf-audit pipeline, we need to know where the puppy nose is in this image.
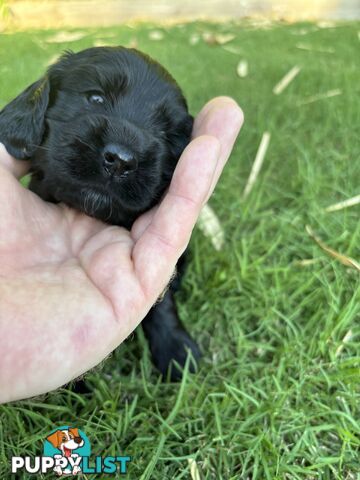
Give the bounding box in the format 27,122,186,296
74,437,83,445
103,144,137,173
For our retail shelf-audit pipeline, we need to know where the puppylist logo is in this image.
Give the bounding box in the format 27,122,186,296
11,426,131,476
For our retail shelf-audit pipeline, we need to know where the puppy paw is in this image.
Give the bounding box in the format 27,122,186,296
150,328,201,381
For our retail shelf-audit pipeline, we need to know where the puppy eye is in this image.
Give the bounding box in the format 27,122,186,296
87,93,105,105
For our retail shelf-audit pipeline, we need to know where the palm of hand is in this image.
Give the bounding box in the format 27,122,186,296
0,171,146,393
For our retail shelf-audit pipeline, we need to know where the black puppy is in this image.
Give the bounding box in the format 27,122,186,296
0,47,201,380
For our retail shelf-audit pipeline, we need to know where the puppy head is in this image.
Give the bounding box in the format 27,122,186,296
0,47,193,227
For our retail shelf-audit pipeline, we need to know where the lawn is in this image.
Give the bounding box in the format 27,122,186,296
0,20,359,479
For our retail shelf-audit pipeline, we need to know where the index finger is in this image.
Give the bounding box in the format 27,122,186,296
131,96,244,242
133,135,220,299
193,96,244,200
133,97,244,301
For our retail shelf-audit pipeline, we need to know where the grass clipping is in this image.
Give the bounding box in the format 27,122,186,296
197,204,225,251
243,132,271,199
306,225,360,272
325,194,360,212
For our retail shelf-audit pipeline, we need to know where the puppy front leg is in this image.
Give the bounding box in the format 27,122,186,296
142,289,201,381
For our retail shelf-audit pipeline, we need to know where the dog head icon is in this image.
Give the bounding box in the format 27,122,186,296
46,428,84,457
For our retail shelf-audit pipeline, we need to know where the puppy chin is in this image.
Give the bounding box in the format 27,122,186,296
81,188,111,219
36,161,162,227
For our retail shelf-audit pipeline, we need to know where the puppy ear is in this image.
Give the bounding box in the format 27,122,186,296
69,427,80,438
0,77,50,159
46,430,62,449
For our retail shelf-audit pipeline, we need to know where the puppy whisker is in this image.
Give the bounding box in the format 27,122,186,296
72,136,96,151
28,144,52,152
104,195,113,222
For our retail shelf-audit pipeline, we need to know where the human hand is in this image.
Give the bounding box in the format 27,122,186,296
0,97,243,403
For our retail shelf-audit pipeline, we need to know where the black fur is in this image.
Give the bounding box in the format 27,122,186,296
0,47,200,380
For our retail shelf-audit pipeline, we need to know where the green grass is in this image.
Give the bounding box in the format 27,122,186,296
0,20,359,479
